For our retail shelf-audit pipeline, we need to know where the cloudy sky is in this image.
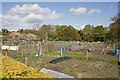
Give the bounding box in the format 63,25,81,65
1,2,118,31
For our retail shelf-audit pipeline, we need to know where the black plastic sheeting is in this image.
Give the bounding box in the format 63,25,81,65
49,56,71,64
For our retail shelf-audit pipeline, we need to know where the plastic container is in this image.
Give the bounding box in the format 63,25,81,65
112,49,120,55
115,49,120,55
62,48,66,53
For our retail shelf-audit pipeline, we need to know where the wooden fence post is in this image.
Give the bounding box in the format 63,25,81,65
118,54,120,63
86,51,89,60
5,49,8,56
61,48,63,57
25,57,28,65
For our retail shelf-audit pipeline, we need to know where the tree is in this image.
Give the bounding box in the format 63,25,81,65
2,28,9,36
78,30,83,41
2,28,10,43
105,27,111,42
109,13,120,49
54,25,79,41
82,25,94,42
39,24,55,41
93,25,106,42
2,28,10,40
17,29,24,34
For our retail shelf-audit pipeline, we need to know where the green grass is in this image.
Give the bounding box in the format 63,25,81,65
57,51,117,65
10,50,117,67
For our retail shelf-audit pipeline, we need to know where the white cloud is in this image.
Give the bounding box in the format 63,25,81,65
1,14,22,26
8,4,51,15
69,7,101,15
22,11,62,23
69,7,88,15
1,4,62,27
47,11,63,19
73,24,86,30
0,15,3,31
81,24,86,29
88,9,101,14
0,14,2,26
23,13,44,23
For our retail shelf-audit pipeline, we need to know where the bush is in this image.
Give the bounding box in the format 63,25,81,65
0,54,52,78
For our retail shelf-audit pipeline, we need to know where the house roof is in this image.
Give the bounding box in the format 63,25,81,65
9,32,21,36
0,35,3,38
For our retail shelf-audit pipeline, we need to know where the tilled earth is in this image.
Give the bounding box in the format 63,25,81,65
41,59,118,78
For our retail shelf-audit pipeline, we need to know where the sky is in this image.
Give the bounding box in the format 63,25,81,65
1,0,120,2
0,2,118,31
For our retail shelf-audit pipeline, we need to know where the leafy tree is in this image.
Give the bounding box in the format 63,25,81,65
39,24,55,41
82,25,94,42
0,31,2,35
78,30,83,41
54,25,79,41
18,29,24,34
2,28,10,40
105,27,111,42
93,25,106,42
2,28,9,36
109,13,120,49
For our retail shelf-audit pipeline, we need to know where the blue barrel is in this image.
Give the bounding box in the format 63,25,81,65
62,48,66,53
115,49,120,55
112,50,116,55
